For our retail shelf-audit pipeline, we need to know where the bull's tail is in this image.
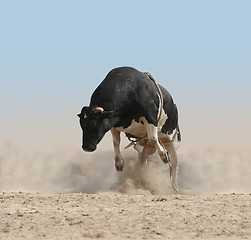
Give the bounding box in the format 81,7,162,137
177,124,181,142
174,103,181,142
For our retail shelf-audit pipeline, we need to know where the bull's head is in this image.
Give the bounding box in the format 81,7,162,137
78,106,114,152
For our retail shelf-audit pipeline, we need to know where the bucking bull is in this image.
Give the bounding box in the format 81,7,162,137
78,67,181,192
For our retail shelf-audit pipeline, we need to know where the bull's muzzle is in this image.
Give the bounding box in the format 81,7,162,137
82,144,97,152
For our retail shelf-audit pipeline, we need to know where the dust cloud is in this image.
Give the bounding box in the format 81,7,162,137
0,142,250,194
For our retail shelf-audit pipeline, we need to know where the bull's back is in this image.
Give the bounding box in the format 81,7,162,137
90,67,155,111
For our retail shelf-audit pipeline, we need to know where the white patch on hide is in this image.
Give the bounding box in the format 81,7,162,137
115,117,147,138
159,127,180,150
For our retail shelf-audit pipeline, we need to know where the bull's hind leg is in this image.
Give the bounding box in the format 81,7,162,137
133,144,146,165
135,144,156,166
143,119,169,164
163,141,178,192
110,128,124,171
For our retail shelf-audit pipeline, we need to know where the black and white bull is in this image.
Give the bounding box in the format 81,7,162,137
78,67,181,191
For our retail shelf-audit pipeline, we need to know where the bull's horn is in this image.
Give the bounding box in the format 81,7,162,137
92,107,104,113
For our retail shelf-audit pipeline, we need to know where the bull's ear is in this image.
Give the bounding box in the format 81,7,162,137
77,113,81,118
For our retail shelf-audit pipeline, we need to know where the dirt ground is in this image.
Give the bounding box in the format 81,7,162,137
0,192,250,239
1,145,251,239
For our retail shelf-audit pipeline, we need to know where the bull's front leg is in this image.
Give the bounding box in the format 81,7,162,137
110,128,124,171
144,121,169,164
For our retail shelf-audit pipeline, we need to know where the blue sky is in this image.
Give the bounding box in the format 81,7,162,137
1,0,250,151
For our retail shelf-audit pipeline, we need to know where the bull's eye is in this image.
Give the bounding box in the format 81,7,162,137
89,121,97,128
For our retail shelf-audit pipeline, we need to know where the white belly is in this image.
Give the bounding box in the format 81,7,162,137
115,117,147,138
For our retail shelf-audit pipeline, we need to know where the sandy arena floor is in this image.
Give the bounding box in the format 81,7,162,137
0,192,250,239
1,145,251,239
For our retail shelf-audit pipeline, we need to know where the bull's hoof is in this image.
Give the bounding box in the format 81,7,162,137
115,157,124,172
160,152,170,164
115,164,124,172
